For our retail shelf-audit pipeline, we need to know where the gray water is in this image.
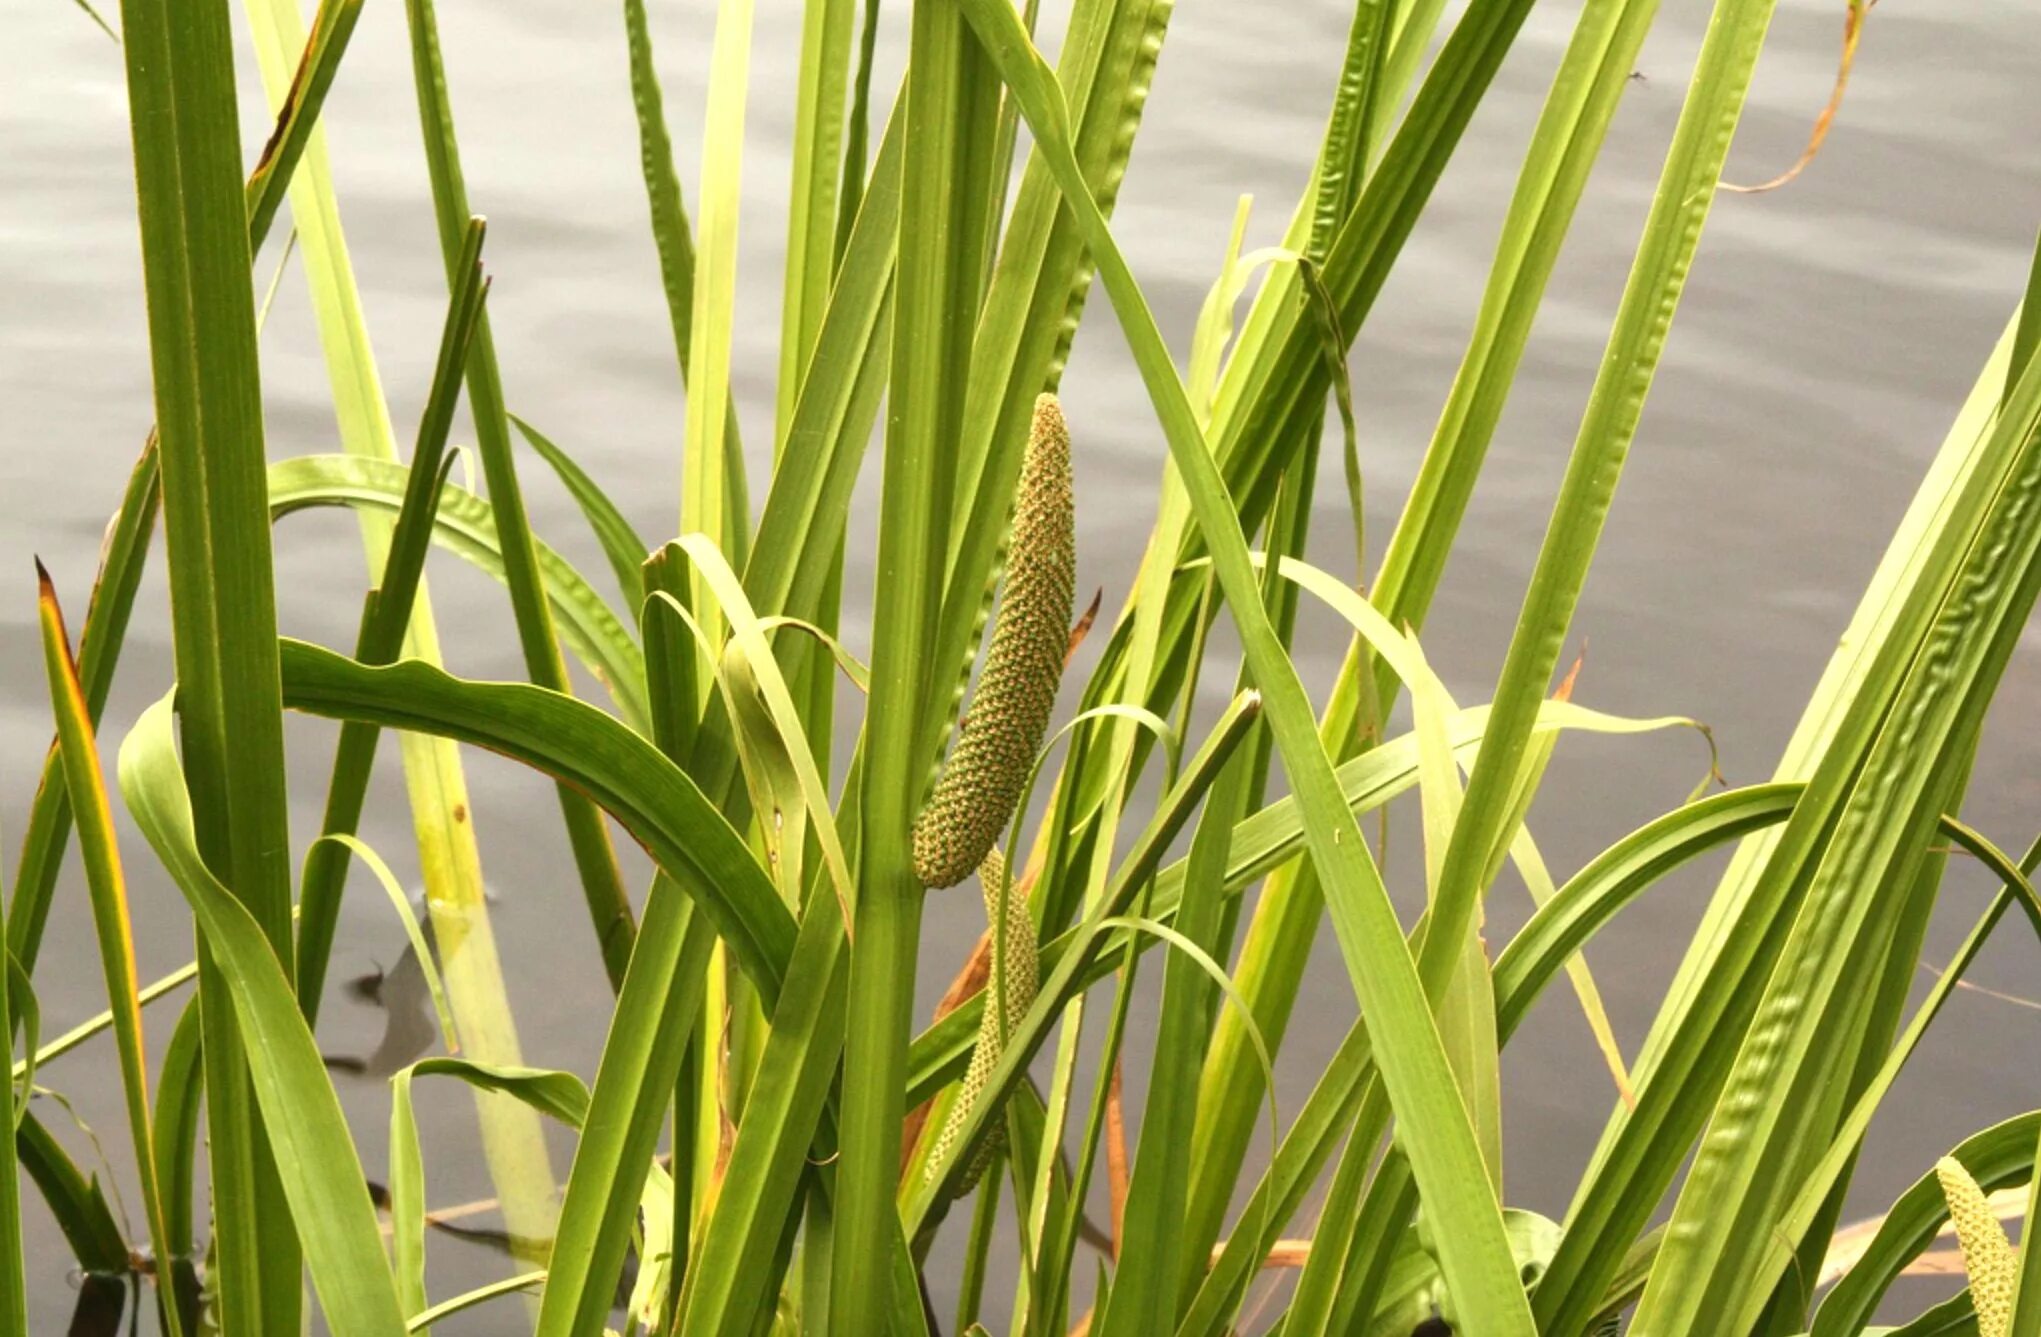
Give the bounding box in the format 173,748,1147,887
4,0,2040,1330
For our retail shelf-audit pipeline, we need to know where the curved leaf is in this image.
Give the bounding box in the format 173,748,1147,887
1491,784,1801,1036
908,699,1698,1101
534,891,714,1337
510,415,652,608
268,455,649,731
315,835,456,1054
119,695,406,1336
38,576,183,1337
241,0,559,1260
402,1058,591,1129
1815,1115,2041,1337
276,638,792,1002
1178,783,1801,1335
16,1112,127,1276
407,1270,547,1333
0,949,20,1332
388,1056,591,1325
671,533,853,925
152,996,203,1273
1635,330,2041,1333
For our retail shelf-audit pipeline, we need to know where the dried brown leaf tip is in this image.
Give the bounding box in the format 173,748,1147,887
1937,1155,2018,1337
912,393,1075,890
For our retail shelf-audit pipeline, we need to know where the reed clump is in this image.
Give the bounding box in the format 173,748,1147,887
18,0,2041,1332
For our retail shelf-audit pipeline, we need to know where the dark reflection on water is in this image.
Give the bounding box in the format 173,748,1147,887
57,1256,198,1335
66,1273,127,1337
322,903,446,1079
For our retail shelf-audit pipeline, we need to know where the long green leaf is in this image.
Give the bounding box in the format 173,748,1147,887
404,0,637,990
1986,242,2041,1337
1412,0,1791,1306
619,0,749,536
1428,0,1774,991
668,536,853,925
1285,1082,1383,1335
778,0,857,450
1549,316,2037,1331
1201,0,1537,507
834,0,1003,1321
285,613,757,1322
743,112,901,632
510,414,652,610
1741,823,2041,1337
682,0,755,609
386,1062,583,1323
1538,316,2024,1333
0,951,22,1330
643,548,714,1327
295,218,488,1016
16,1112,127,1276
13,961,194,1082
389,1054,427,1319
5,966,32,1130
151,996,203,1276
1370,0,1660,676
238,0,557,1266
928,0,1177,761
277,640,791,998
8,438,158,975
241,0,366,248
267,455,649,729
288,606,728,1335
1632,324,2041,1333
1100,0,1568,1287
121,697,405,1335
689,110,902,817
1094,481,1307,1333
1178,783,1797,1336
765,0,862,818
1097,734,1254,1335
535,891,714,1336
324,834,459,1054
941,4,1535,1323
37,574,184,1337
408,1271,547,1332
1816,1114,2041,1336
679,883,848,1332
113,0,299,1320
